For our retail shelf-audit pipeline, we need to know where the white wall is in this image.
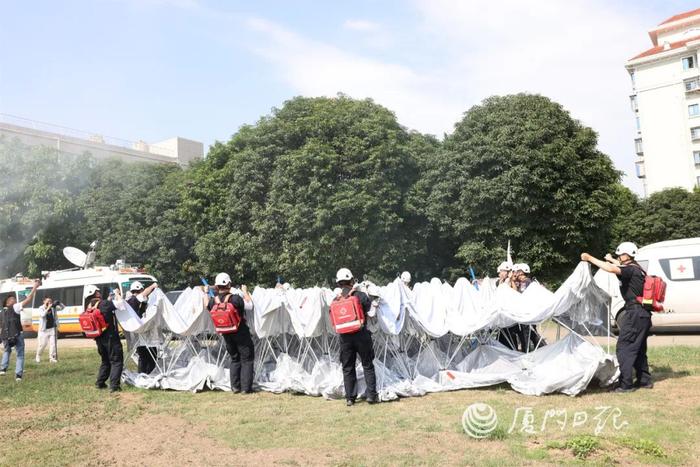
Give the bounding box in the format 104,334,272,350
633,50,700,194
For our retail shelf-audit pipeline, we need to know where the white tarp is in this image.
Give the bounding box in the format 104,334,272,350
120,262,619,398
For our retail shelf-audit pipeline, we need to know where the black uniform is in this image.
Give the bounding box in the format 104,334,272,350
497,278,544,352
89,298,124,390
616,264,652,389
208,293,255,393
337,288,377,403
127,295,157,375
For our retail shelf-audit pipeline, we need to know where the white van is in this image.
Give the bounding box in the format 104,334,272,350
636,238,700,331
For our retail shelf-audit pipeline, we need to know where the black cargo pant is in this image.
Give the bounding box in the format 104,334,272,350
136,346,157,375
518,324,546,352
616,305,652,389
498,325,521,351
95,332,124,390
222,322,255,393
339,328,377,401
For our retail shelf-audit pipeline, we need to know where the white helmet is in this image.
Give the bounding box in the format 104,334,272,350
400,271,411,283
335,268,354,283
130,281,144,292
615,242,638,258
497,262,512,273
513,263,531,274
84,284,99,298
214,272,232,287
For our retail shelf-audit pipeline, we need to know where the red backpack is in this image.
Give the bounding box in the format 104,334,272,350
637,275,667,313
79,304,108,338
209,294,241,334
329,294,365,334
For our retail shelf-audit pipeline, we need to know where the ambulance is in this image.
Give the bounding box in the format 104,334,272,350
27,262,157,334
636,238,700,331
1,246,157,335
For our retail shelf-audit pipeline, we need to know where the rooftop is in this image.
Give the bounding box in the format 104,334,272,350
631,33,700,60
659,7,700,26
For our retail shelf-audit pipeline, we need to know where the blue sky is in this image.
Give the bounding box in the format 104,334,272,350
1,0,698,193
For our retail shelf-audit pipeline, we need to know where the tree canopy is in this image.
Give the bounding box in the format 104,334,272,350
2,94,695,289
415,94,622,283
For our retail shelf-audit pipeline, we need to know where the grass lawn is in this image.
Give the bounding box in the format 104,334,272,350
1,345,699,466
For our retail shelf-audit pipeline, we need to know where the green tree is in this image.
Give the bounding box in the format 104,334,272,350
182,95,426,286
614,187,700,247
0,136,94,277
417,94,622,283
66,159,196,290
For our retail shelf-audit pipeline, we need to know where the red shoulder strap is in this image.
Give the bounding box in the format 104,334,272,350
215,294,231,305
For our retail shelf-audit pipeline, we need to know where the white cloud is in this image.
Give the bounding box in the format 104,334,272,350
343,19,381,31
246,17,458,136
245,2,660,192
411,0,654,191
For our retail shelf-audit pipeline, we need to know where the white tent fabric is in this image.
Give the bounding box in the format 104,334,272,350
121,262,619,398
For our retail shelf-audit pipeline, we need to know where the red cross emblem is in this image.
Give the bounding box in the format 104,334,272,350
678,264,686,273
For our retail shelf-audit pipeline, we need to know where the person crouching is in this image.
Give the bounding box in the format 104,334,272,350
205,273,255,393
333,268,378,406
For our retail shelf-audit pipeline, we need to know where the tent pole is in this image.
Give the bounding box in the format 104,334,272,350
606,299,611,355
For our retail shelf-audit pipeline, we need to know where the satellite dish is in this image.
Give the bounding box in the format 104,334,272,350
63,247,88,268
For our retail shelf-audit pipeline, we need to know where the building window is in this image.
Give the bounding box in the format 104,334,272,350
686,78,700,91
683,56,696,70
697,175,700,187
630,95,638,112
635,138,643,155
630,70,636,87
695,151,700,166
636,116,641,132
692,127,700,140
689,104,700,117
635,161,646,178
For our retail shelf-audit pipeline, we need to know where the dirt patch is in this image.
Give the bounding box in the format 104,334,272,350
86,413,237,466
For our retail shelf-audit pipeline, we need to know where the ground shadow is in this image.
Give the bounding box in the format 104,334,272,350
648,364,691,382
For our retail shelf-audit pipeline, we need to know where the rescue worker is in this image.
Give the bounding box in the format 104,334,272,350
511,263,533,292
400,271,412,289
84,285,124,392
334,268,378,406
496,262,512,286
205,273,255,394
1,279,39,381
127,281,159,375
495,262,521,350
581,242,652,392
509,263,545,352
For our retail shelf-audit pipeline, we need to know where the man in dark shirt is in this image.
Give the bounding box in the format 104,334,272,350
581,241,652,392
205,272,255,394
84,285,124,392
334,268,378,406
1,280,39,381
127,281,159,375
